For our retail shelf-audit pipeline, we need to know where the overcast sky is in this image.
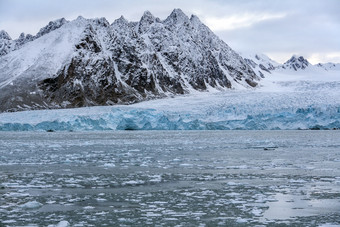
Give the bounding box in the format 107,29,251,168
0,0,339,64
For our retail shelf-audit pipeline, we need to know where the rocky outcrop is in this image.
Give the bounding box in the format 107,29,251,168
0,30,13,56
35,18,68,38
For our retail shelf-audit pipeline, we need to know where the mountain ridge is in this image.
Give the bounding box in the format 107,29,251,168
241,52,340,78
1,9,339,113
0,9,259,112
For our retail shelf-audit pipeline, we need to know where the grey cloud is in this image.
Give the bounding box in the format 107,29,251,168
218,13,340,52
210,0,340,63
0,0,339,63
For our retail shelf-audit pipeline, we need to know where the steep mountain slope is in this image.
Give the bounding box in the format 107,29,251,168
0,9,259,112
0,18,69,57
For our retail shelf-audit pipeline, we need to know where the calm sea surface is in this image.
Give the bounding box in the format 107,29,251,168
1,131,340,226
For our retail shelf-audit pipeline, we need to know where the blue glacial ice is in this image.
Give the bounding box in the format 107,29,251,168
0,106,339,131
1,90,340,131
1,79,340,131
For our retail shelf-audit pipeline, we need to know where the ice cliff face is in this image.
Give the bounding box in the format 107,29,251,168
0,9,259,112
1,83,339,131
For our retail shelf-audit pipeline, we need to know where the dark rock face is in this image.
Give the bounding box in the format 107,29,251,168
39,58,138,107
0,9,259,112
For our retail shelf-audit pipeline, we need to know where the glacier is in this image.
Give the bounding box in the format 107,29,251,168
1,74,340,131
1,102,339,131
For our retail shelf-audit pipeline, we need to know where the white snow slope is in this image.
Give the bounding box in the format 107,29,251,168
0,67,339,130
0,18,85,89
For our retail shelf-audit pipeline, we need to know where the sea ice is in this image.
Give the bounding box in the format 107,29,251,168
47,221,70,227
20,201,42,209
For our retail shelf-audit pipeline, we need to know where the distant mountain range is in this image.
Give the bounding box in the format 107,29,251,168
0,9,338,112
241,53,340,79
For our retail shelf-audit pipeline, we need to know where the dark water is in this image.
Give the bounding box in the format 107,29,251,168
0,131,340,226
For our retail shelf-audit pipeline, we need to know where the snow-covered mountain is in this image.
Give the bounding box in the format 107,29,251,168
241,53,340,76
0,9,259,112
316,62,340,71
0,31,35,56
281,55,310,71
241,52,280,78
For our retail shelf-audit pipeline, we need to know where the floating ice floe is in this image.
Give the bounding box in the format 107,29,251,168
20,201,42,209
47,220,70,227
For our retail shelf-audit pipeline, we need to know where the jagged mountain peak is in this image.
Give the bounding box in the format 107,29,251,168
76,16,85,21
71,16,101,30
36,17,68,38
0,30,33,57
18,32,25,40
141,10,155,20
283,55,310,71
170,8,187,17
139,10,159,24
113,15,128,25
164,8,190,25
0,9,260,112
14,32,34,47
138,10,158,33
112,16,131,32
0,30,11,40
91,17,110,27
287,55,308,63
